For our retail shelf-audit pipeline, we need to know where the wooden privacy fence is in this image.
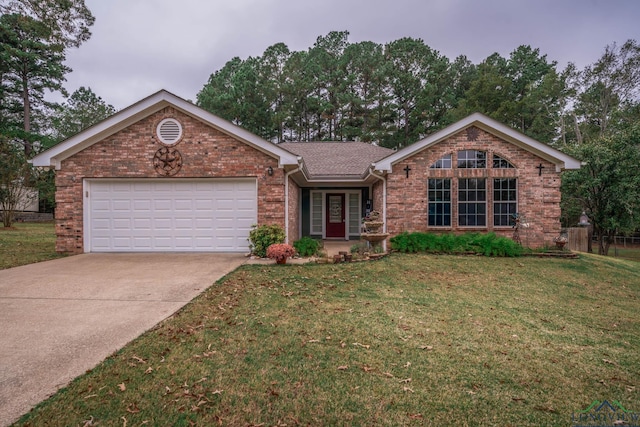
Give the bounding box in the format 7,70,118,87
567,227,589,252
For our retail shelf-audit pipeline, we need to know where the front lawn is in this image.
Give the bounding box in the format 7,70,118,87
16,254,640,426
0,222,63,269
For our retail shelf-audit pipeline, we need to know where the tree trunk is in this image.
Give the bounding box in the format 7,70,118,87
22,71,32,157
573,113,583,145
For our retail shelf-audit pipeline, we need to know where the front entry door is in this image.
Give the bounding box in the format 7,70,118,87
326,194,345,238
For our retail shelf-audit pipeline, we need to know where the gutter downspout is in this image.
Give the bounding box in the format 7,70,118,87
368,164,388,252
284,157,302,244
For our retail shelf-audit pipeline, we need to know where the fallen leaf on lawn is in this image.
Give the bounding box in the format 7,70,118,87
383,372,395,378
408,413,423,419
340,342,346,348
362,365,373,372
404,362,411,368
145,367,153,374
83,394,97,399
212,389,223,395
337,365,349,370
352,342,370,349
118,383,126,392
403,386,414,393
195,377,207,384
534,405,558,414
398,378,412,383
121,416,127,427
419,345,434,351
307,339,320,343
126,404,140,413
602,359,619,366
82,416,94,427
131,355,146,364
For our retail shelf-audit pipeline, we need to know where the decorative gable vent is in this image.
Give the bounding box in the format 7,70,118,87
156,118,183,145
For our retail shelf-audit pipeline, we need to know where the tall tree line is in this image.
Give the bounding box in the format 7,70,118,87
197,31,589,148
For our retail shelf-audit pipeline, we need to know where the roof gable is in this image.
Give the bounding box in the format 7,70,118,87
374,113,581,172
31,90,299,169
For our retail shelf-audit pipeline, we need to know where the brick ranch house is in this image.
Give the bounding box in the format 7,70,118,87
31,90,580,254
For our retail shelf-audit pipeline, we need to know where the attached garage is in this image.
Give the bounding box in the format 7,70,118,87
30,90,299,254
85,179,257,252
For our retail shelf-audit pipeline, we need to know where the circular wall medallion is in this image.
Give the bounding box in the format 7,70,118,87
153,147,183,176
156,118,183,145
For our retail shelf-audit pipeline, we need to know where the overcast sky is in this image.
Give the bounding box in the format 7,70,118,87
61,0,640,110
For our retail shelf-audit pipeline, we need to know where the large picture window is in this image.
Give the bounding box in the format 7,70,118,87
458,178,486,226
428,179,451,226
493,154,514,169
430,154,452,169
457,150,486,168
493,178,517,226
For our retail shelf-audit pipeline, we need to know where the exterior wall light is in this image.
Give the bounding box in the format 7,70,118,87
578,211,590,227
267,166,273,176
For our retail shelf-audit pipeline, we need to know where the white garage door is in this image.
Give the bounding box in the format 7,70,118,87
86,179,257,252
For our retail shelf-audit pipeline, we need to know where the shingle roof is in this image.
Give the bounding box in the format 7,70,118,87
279,142,394,178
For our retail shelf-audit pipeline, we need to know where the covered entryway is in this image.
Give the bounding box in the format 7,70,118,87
85,179,257,252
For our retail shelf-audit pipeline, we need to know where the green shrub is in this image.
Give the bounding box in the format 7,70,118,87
293,236,320,257
248,224,286,257
390,231,522,257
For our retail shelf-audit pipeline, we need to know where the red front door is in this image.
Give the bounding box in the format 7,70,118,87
326,194,345,238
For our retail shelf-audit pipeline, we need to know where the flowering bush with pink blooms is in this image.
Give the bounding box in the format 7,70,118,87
266,243,296,263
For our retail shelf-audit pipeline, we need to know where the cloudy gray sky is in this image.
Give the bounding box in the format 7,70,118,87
62,0,640,110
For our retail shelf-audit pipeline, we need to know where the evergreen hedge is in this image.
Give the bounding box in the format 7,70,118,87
390,232,523,257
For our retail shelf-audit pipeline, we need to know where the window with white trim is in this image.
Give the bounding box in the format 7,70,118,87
428,178,451,226
458,178,486,226
311,192,323,234
493,154,515,169
457,150,486,169
348,193,361,235
493,178,517,226
429,153,452,169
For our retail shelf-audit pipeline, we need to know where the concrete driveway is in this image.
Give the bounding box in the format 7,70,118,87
0,253,246,426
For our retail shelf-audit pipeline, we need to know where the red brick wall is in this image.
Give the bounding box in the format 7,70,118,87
287,177,300,243
55,107,285,253
372,180,384,224
385,127,562,248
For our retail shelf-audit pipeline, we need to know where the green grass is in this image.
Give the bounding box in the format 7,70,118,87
15,253,640,426
610,246,640,262
0,222,64,269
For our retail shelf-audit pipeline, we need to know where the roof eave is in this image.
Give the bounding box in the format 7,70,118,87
30,90,298,169
375,112,581,172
